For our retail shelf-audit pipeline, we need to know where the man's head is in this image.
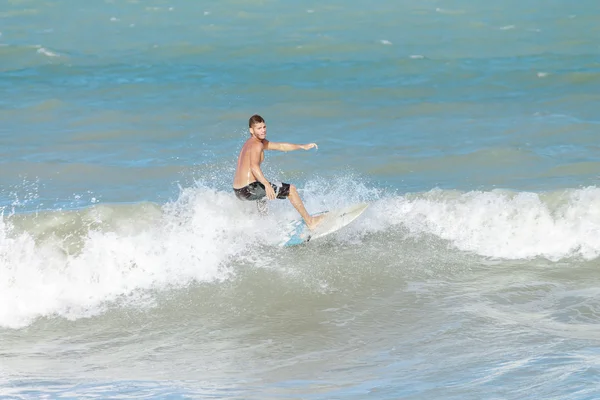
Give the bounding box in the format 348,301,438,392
249,114,267,140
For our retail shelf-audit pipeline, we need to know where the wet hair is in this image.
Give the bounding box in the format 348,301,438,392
249,114,265,128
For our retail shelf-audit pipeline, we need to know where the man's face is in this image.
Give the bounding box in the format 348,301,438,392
250,122,267,140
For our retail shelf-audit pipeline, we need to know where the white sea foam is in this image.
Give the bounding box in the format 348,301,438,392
0,186,273,329
36,47,59,57
373,187,600,261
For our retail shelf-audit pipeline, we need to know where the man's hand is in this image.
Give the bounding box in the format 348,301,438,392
301,143,318,150
265,184,276,200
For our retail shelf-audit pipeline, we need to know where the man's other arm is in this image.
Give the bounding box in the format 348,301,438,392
249,143,276,199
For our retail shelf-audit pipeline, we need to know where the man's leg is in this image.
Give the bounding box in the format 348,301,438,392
287,184,325,230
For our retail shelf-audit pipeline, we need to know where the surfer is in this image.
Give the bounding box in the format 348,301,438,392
233,114,325,230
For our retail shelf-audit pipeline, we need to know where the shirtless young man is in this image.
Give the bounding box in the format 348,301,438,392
233,114,325,230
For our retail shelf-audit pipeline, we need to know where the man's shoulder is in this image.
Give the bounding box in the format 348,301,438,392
243,138,262,148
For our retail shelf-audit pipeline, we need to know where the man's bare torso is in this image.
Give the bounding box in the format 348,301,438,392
233,138,264,189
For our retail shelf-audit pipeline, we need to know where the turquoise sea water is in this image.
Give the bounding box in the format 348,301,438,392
2,0,600,398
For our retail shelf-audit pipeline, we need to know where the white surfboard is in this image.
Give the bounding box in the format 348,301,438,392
279,203,369,247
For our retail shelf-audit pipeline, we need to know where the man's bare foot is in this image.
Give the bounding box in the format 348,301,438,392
306,213,327,231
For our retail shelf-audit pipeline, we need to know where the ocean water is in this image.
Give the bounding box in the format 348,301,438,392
2,0,600,398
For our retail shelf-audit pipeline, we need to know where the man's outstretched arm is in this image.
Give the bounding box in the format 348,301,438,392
264,140,318,152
